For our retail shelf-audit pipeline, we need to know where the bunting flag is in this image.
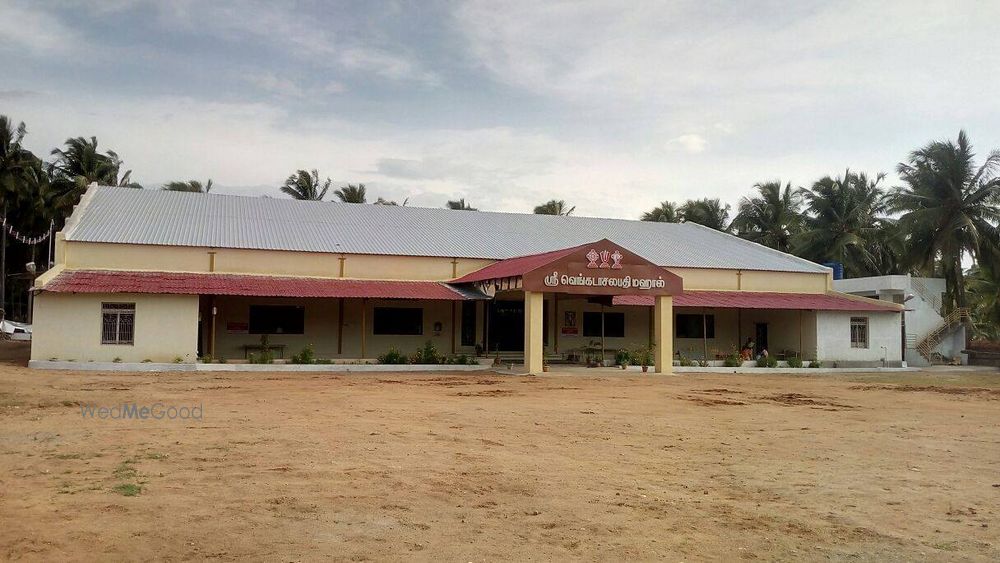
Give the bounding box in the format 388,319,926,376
0,217,53,245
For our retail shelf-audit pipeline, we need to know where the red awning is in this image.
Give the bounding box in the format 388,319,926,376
613,290,900,312
452,245,581,283
41,270,484,300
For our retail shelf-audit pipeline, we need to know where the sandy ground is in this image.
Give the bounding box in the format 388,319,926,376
1,347,998,561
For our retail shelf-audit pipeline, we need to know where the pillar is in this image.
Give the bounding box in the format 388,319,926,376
654,295,673,374
524,290,545,374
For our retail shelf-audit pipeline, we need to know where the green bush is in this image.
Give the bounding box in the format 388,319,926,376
378,348,409,364
787,356,803,368
252,335,275,364
412,341,442,364
290,344,316,364
766,356,778,368
723,353,741,367
614,349,631,366
678,353,694,367
755,356,768,368
808,360,823,368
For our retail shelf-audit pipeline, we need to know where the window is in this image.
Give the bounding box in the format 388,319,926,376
850,317,869,348
676,314,715,339
583,312,625,338
461,302,477,346
374,307,423,335
249,305,304,335
102,303,135,345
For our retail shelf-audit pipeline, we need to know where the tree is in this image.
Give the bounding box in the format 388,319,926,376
334,183,366,203
163,179,213,193
731,181,803,252
446,198,476,210
50,136,139,189
795,170,895,277
281,169,330,201
534,200,575,216
374,196,408,206
0,116,31,207
641,201,679,222
891,131,1000,310
968,255,1000,340
679,198,730,231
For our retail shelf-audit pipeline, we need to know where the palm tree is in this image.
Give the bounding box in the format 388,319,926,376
334,183,366,203
968,254,1000,340
0,116,32,208
534,200,575,216
891,131,1000,310
446,198,477,210
281,169,330,201
731,181,803,253
679,198,730,230
795,170,894,277
163,179,213,193
374,196,408,206
641,201,679,222
50,136,138,189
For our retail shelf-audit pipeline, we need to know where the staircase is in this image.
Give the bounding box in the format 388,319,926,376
916,308,970,363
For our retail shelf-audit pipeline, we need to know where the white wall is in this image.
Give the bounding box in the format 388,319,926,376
815,311,902,364
31,293,199,363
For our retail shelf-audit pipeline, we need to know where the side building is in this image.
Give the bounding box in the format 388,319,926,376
30,186,903,371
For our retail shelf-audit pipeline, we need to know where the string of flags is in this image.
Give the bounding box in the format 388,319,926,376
0,217,53,245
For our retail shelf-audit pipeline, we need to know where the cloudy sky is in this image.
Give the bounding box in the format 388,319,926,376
2,0,999,218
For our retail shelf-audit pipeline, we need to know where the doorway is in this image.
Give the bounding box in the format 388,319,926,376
488,300,524,352
754,322,768,357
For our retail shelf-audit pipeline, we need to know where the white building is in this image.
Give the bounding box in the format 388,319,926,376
833,275,967,366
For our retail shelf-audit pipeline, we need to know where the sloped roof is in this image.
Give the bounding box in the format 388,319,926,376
614,291,901,311
64,186,829,273
452,244,584,283
43,270,486,300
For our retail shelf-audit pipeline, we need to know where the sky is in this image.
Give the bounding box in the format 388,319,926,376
2,0,1000,219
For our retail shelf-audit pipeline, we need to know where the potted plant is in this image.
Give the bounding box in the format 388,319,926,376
615,349,631,370
542,364,550,373
633,346,653,373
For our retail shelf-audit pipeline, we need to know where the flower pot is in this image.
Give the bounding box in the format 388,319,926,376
641,365,649,373
542,365,550,372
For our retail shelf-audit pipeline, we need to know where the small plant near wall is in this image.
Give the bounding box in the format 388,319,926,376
723,351,741,367
112,357,122,363
678,352,694,367
412,341,442,364
141,358,151,363
254,335,275,364
173,356,184,364
378,348,408,364
808,360,823,368
787,356,803,368
614,349,631,369
290,344,316,364
632,346,653,372
199,355,213,363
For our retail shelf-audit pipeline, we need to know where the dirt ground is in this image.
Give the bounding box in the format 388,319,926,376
1,347,998,561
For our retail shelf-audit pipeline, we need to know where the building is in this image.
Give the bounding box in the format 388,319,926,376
834,275,967,366
29,186,903,372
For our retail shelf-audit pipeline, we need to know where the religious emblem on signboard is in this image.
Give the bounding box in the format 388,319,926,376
586,249,600,268
611,250,623,269
599,249,611,268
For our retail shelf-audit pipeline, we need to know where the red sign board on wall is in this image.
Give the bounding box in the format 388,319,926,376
521,239,682,296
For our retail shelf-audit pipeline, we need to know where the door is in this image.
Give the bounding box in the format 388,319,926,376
754,323,768,356
488,300,524,352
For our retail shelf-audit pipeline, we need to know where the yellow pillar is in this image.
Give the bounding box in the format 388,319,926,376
523,290,545,374
654,295,673,374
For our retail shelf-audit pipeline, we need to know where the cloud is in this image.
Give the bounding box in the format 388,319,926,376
0,2,78,54
666,134,707,154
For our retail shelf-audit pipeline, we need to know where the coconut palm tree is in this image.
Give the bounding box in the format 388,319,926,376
163,179,213,193
0,116,32,206
968,254,1000,340
891,131,1000,309
50,136,138,189
679,198,730,231
334,183,367,203
795,170,894,277
534,200,574,216
641,201,679,222
374,196,408,206
731,181,803,253
281,169,331,201
446,198,476,210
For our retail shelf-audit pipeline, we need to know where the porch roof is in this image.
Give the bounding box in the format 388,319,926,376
41,270,488,300
613,290,901,312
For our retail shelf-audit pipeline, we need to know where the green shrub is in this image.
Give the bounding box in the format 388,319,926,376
808,360,823,368
316,358,332,364
378,348,409,364
787,356,803,368
412,341,442,364
614,349,631,366
766,356,778,368
678,353,694,367
173,356,184,364
723,353,741,367
290,344,316,364
198,355,213,363
755,356,768,367
631,346,653,367
112,357,122,363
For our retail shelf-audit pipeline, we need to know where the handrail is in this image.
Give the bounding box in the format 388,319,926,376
916,307,970,362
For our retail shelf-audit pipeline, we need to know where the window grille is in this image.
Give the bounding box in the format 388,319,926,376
102,303,135,345
850,316,868,349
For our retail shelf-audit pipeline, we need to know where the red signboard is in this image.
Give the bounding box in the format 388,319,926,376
521,240,682,296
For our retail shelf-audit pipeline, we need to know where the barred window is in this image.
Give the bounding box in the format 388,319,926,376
102,303,135,345
850,317,868,349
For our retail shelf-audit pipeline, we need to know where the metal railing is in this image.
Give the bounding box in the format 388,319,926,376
915,307,970,363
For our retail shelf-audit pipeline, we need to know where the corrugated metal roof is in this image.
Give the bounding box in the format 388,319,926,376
452,244,584,283
43,270,487,300
64,186,829,273
614,291,901,311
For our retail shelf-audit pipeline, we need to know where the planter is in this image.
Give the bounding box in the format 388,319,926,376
542,365,550,372
641,365,649,373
